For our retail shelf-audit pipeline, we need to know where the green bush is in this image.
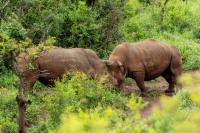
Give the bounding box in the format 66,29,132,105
57,73,200,133
1,70,200,133
0,71,18,89
1,0,200,69
0,33,55,71
0,33,32,70
147,74,200,133
0,72,131,132
0,17,27,40
156,34,200,70
57,1,101,48
1,0,200,132
57,96,149,133
0,88,18,133
44,72,129,130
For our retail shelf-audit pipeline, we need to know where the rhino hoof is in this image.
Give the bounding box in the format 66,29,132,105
140,92,146,97
165,90,175,96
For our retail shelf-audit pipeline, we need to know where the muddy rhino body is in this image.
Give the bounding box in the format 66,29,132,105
16,47,106,91
105,39,182,93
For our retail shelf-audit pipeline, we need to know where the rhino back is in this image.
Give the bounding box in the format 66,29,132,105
38,48,91,78
37,48,104,83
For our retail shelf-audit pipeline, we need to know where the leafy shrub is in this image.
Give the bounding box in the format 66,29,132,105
147,73,200,133
1,0,200,68
1,0,127,59
0,88,18,133
57,1,101,48
57,94,149,133
57,73,200,133
0,33,55,71
157,34,200,70
0,33,32,70
0,14,27,40
1,0,200,132
0,71,18,89
44,72,129,129
0,72,131,132
1,68,200,133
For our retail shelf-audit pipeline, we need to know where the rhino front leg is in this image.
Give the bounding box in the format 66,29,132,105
20,69,39,91
132,71,147,93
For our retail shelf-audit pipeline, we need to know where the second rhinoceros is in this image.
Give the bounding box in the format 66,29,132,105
104,39,182,93
16,47,107,91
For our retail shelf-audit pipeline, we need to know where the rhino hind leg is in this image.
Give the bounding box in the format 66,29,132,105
164,54,182,93
162,73,176,93
132,71,147,93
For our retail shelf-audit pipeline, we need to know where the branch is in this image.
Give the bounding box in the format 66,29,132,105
160,0,170,23
0,0,10,10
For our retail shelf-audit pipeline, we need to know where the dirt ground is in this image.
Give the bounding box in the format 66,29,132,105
131,69,200,118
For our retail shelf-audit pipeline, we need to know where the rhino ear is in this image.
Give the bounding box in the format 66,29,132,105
102,60,123,68
102,60,115,67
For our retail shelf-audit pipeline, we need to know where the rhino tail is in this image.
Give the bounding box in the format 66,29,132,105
170,53,182,76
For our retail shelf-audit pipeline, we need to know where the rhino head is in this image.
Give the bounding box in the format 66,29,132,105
103,60,126,88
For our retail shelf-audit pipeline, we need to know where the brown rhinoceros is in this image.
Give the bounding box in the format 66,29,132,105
104,39,182,94
15,47,107,91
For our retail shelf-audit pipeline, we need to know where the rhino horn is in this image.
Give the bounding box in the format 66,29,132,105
102,60,123,67
116,61,123,67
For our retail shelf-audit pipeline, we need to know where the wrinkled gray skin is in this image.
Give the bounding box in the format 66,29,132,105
104,39,182,94
16,47,107,91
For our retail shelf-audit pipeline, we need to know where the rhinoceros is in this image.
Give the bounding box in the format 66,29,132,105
15,47,107,91
104,39,182,93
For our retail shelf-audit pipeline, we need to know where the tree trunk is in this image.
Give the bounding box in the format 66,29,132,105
16,78,31,133
16,95,31,133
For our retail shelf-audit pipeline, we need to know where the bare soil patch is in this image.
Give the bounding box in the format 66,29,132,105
136,69,200,118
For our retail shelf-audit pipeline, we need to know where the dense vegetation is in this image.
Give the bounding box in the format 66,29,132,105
1,71,200,133
1,0,200,70
0,0,200,132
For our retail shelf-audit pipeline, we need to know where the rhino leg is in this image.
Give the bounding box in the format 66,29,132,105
162,73,175,93
132,72,147,92
20,69,39,91
164,54,182,93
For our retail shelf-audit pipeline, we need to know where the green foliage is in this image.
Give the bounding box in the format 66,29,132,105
58,1,101,48
147,73,200,133
57,99,150,133
0,0,126,59
0,72,133,132
0,71,18,89
0,33,32,70
1,0,200,69
1,0,200,132
1,71,200,133
0,33,55,72
54,73,128,111
156,34,200,70
0,88,18,133
44,72,130,130
0,16,27,40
